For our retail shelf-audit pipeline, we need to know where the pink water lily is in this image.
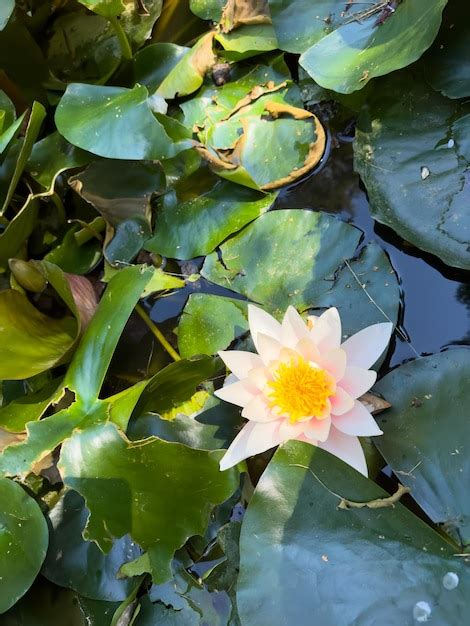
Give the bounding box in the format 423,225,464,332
215,305,393,476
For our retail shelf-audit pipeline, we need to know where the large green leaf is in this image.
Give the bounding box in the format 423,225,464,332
42,490,141,601
299,0,447,93
237,442,468,625
374,349,470,547
134,43,189,92
77,0,124,18
55,84,191,160
425,2,470,98
201,224,399,342
145,176,276,259
59,422,239,583
0,478,49,613
178,294,249,358
355,74,470,269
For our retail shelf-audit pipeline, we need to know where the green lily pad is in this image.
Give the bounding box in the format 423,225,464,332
0,0,14,30
59,421,239,583
43,490,141,601
0,92,25,155
190,0,224,21
55,83,191,160
355,74,470,269
215,24,278,61
77,0,124,18
27,132,93,192
0,478,48,613
237,441,468,625
134,43,189,92
145,175,276,259
178,294,249,358
425,2,470,98
157,33,216,99
374,348,470,547
299,0,447,93
202,209,361,318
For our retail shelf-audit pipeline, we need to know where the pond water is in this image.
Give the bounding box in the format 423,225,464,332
148,140,470,373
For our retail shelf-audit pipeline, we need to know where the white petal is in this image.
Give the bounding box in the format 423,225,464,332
214,380,256,407
310,308,342,352
278,419,305,440
318,426,367,476
302,416,331,442
341,323,393,369
339,366,377,399
330,386,354,415
295,337,321,362
280,306,310,348
247,366,271,391
241,394,277,422
318,348,347,381
332,400,383,436
218,350,263,379
219,420,284,470
248,304,281,352
256,332,282,365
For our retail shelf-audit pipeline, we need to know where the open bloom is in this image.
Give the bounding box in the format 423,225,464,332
216,305,392,476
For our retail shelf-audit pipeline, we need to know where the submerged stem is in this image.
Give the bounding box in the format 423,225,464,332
136,303,181,362
110,16,133,60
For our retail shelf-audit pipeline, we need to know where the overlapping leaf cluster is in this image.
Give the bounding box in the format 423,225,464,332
0,0,468,624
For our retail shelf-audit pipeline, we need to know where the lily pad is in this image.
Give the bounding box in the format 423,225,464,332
55,83,191,160
0,478,48,613
134,43,189,92
43,490,141,601
202,209,361,318
355,74,470,269
0,1,14,30
59,421,239,583
299,0,447,93
237,441,469,625
178,294,248,358
145,175,276,259
374,348,470,547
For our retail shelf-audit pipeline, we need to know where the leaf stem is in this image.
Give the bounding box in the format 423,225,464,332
110,16,133,61
135,303,181,362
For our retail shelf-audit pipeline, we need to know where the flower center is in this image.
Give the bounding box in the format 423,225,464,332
267,357,335,423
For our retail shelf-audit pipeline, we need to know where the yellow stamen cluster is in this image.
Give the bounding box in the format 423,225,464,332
267,357,335,423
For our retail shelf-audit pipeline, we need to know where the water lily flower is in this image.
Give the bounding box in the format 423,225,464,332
216,305,392,476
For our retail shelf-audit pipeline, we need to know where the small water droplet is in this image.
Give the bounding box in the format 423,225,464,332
447,138,455,149
421,166,430,180
442,571,459,590
413,601,431,622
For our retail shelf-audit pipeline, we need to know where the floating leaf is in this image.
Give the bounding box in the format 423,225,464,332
0,1,14,30
59,421,239,583
215,24,277,61
237,441,468,625
55,83,191,160
178,294,248,358
190,0,224,21
0,478,48,613
355,74,470,269
374,348,470,546
157,32,216,99
299,0,447,93
134,43,189,92
145,175,276,259
425,2,470,98
43,490,141,601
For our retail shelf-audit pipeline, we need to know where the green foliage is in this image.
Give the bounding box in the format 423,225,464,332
0,0,468,620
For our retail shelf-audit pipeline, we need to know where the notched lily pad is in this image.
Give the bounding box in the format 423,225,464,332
193,81,326,190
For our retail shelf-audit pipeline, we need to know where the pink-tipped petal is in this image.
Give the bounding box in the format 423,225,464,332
248,304,281,352
330,386,355,415
280,306,310,348
219,420,284,470
241,394,277,422
296,337,321,363
278,419,306,440
341,322,393,369
302,415,331,442
310,308,342,352
218,350,263,379
318,348,347,381
332,400,383,436
214,379,256,407
318,427,367,476
339,366,377,399
256,332,283,365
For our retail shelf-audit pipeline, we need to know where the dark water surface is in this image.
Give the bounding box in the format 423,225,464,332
148,141,470,371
